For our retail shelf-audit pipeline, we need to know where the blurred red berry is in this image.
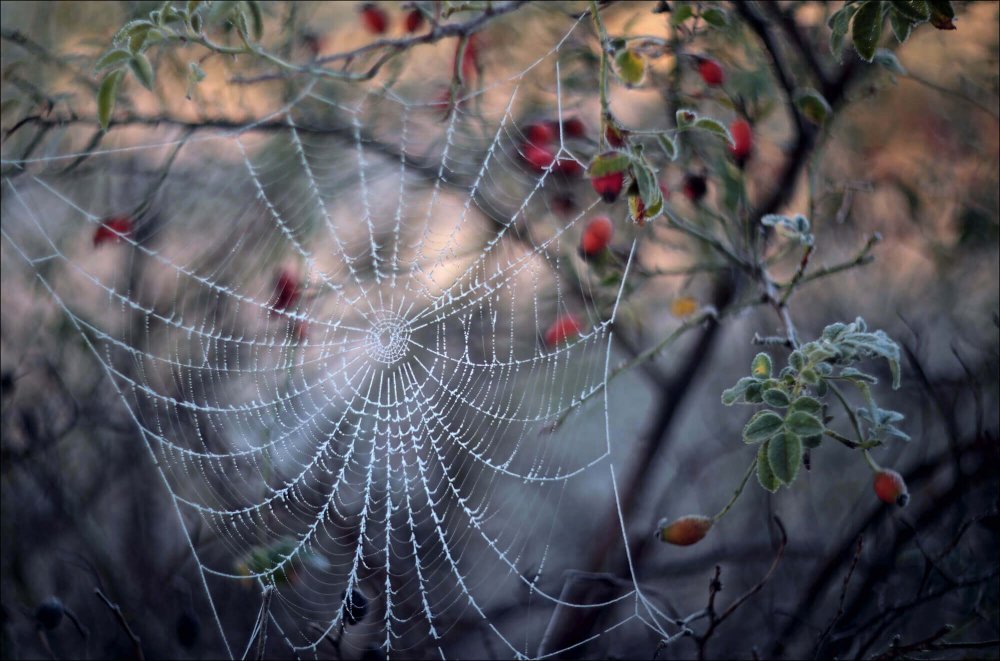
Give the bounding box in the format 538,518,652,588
698,58,725,86
683,173,707,203
524,143,556,171
605,123,626,148
404,9,424,33
271,270,301,314
591,171,624,203
93,216,133,246
561,116,587,138
359,4,389,34
580,216,614,256
657,515,713,546
459,34,479,79
544,313,582,347
525,122,556,147
874,469,909,507
554,158,582,177
729,118,753,164
659,181,670,200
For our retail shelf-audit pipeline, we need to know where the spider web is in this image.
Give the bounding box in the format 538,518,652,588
1,11,678,659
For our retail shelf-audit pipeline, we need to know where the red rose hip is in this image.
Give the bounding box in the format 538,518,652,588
580,216,614,256
544,313,583,347
359,4,389,34
698,58,725,86
729,118,753,164
874,469,909,507
657,515,713,546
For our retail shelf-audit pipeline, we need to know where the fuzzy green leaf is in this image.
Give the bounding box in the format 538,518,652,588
751,352,773,379
757,441,781,492
743,410,784,444
95,49,132,72
768,431,803,484
785,410,825,437
763,389,790,408
657,133,678,161
97,69,125,130
851,1,885,62
128,52,155,91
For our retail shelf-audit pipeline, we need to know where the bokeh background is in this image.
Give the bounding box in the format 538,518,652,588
2,1,998,659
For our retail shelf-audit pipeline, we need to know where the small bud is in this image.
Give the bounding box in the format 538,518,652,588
544,313,583,347
341,588,369,626
591,171,625,203
580,216,614,257
874,469,909,507
697,58,725,86
656,515,713,546
35,597,64,631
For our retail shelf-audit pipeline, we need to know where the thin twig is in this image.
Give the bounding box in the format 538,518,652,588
94,588,144,661
814,535,864,658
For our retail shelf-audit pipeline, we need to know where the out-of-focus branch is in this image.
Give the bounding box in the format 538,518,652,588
95,588,145,661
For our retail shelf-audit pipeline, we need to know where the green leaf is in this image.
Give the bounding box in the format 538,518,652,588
587,151,631,177
928,0,955,28
701,7,728,27
243,0,264,41
112,19,155,46
828,5,857,58
757,441,780,492
633,162,662,213
768,431,803,484
751,352,773,379
763,389,790,407
890,0,930,21
743,410,784,444
802,434,824,449
657,133,678,161
129,52,155,91
789,396,823,416
693,117,734,145
800,368,819,385
889,11,913,41
97,69,124,130
873,48,907,74
851,0,885,62
95,49,132,72
722,376,756,405
785,410,825,437
794,88,832,125
670,3,695,25
615,48,646,86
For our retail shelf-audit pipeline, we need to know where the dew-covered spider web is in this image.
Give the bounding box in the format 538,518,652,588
1,10,679,659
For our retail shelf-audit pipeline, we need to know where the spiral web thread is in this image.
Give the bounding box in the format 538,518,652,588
1,16,680,659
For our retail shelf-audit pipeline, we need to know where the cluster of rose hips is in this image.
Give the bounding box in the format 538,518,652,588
359,3,424,35
520,117,586,175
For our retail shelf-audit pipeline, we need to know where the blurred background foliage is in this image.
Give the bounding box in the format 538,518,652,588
1,1,998,659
